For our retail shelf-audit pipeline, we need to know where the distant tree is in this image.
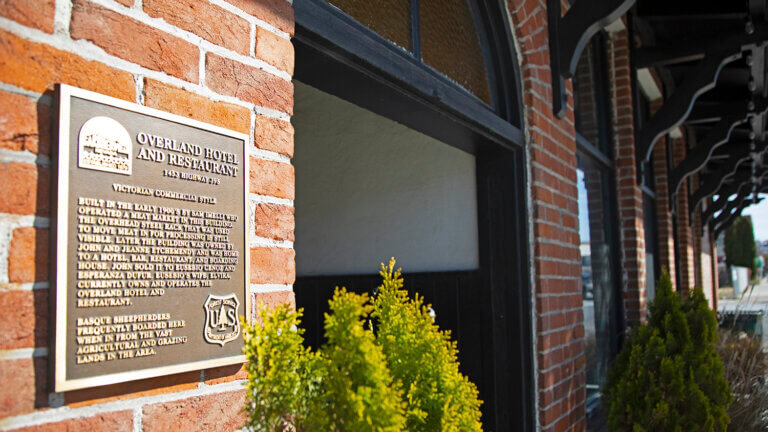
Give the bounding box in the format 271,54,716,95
724,216,757,275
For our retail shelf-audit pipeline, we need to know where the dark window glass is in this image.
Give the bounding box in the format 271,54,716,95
635,87,651,131
420,0,492,104
643,192,659,301
327,0,413,51
574,44,600,146
636,92,656,191
577,156,616,402
574,36,613,156
575,30,620,430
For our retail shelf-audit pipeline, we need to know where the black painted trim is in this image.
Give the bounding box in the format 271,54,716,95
294,0,524,152
642,184,657,199
411,0,421,60
548,0,636,117
576,133,613,169
690,140,767,217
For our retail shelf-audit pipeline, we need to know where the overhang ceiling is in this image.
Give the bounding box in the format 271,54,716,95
633,0,768,234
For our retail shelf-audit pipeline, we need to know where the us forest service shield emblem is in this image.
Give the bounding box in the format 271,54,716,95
203,294,241,346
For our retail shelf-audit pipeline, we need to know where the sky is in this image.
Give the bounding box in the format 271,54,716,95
742,193,768,241
576,169,590,241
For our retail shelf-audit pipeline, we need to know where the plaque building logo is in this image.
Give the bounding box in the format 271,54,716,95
78,116,132,175
203,293,241,346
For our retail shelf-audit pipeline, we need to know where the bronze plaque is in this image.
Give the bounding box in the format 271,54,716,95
54,85,250,391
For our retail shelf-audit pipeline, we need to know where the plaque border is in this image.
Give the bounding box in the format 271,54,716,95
54,84,251,392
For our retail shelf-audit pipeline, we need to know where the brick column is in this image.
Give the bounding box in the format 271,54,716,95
692,174,704,289
650,101,677,287
692,183,717,306
0,0,296,429
672,138,696,294
699,223,717,305
710,227,720,310
608,30,647,324
508,1,586,430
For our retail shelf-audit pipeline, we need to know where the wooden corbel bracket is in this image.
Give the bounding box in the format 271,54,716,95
689,140,768,218
702,170,768,224
635,25,768,183
547,0,635,118
713,193,765,237
668,114,748,200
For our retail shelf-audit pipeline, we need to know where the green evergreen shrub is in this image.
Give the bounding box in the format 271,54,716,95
242,259,483,431
602,270,731,432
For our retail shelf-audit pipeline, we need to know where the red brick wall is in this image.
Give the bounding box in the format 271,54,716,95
507,1,586,430
710,227,720,310
692,176,717,306
607,29,647,324
650,102,677,286
692,174,703,288
672,138,696,294
0,0,295,429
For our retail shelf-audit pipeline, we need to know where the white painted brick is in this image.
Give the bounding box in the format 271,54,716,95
132,408,142,432
250,284,293,294
198,48,206,87
53,0,73,36
0,347,48,360
0,282,50,292
249,193,293,207
249,234,293,249
0,83,49,103
249,147,291,164
0,148,52,167
135,74,145,106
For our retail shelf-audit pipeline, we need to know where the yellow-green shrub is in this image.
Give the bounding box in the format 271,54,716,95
372,259,482,432
242,302,320,431
242,259,483,431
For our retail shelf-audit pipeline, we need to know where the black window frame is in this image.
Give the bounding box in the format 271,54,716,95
294,0,524,153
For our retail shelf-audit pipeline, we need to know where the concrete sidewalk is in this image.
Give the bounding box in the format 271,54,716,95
719,278,768,347
736,277,768,303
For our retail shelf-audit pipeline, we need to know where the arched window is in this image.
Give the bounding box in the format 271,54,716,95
328,0,493,105
295,0,524,141
292,2,532,431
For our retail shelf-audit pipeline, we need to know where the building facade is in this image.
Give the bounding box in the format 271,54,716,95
0,0,758,430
